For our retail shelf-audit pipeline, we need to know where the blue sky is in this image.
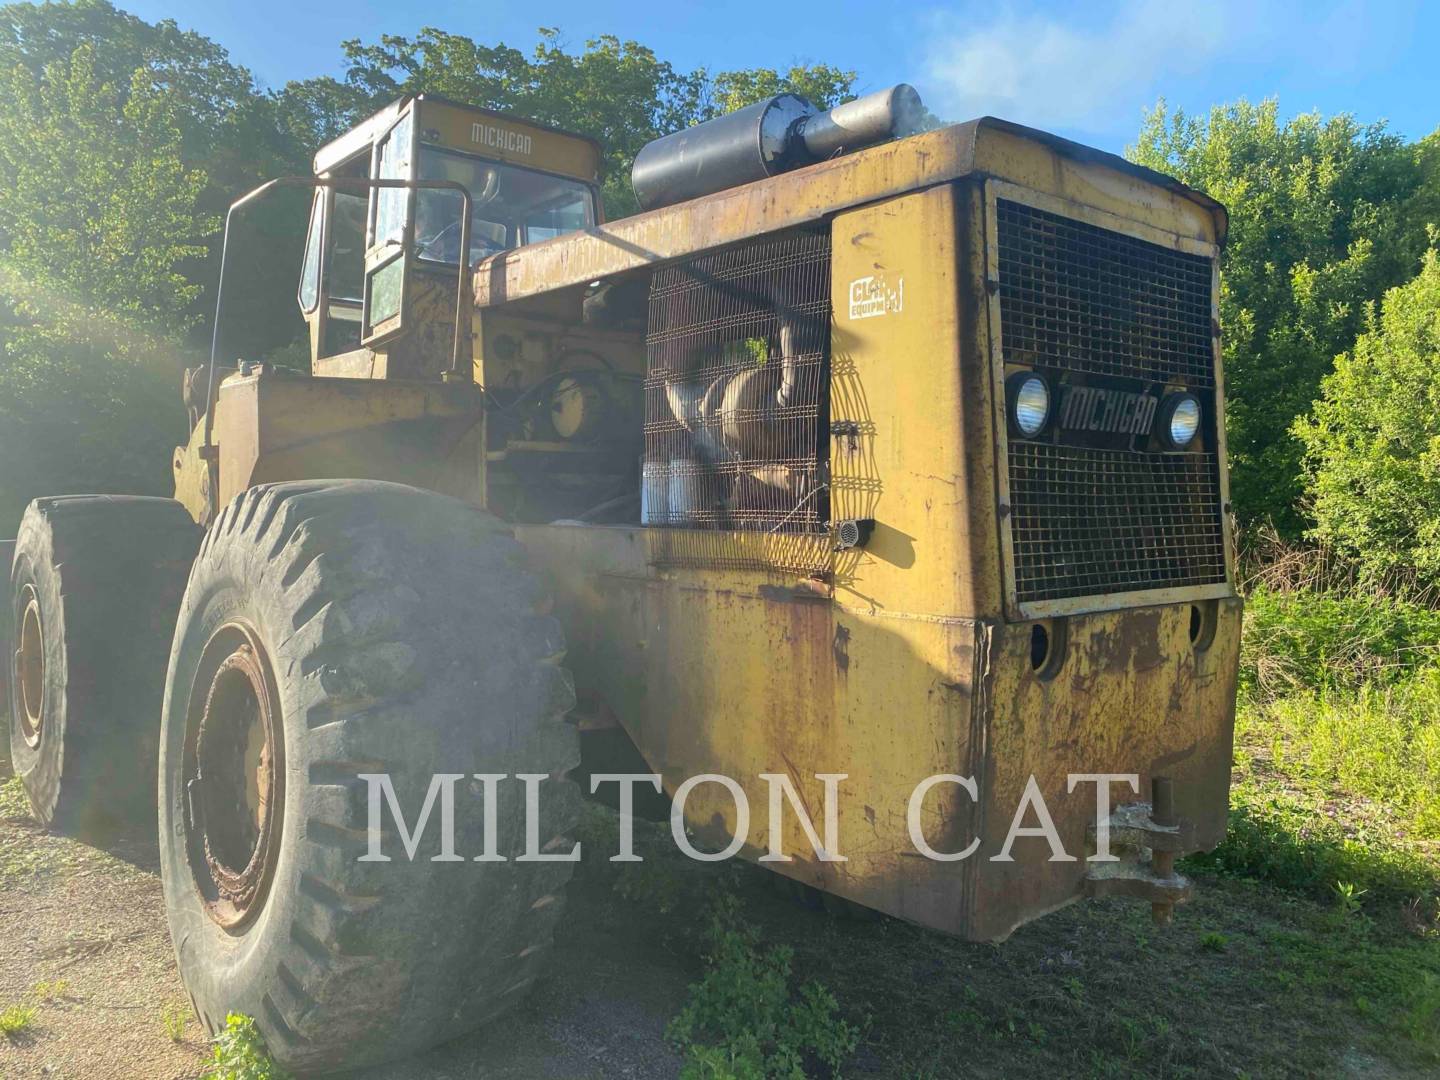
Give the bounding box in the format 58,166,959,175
120,0,1436,152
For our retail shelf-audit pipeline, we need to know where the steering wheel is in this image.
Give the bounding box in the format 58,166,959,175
417,220,507,263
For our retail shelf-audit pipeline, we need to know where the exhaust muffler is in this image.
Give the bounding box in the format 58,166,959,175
631,84,925,211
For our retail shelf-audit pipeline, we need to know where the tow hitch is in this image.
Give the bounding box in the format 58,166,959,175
1083,777,1194,926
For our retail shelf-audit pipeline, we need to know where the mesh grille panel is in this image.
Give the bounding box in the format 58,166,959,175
997,200,1214,387
643,231,831,569
998,199,1227,603
1008,444,1227,601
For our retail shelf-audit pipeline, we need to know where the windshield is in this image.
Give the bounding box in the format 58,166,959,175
414,146,595,265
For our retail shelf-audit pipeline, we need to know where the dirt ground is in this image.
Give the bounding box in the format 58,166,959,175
2,745,1437,1079
0,760,690,1080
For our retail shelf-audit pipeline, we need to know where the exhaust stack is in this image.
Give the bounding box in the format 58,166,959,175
631,84,925,212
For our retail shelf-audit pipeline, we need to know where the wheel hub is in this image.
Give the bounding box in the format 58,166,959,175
15,585,45,748
184,621,284,930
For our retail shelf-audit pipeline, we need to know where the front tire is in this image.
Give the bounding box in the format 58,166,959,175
159,480,580,1074
8,496,199,832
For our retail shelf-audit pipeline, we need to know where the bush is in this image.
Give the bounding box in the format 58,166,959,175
1296,247,1440,584
0,337,183,535
667,894,861,1079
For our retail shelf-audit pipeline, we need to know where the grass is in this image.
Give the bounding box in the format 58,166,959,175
0,1001,38,1041
1210,584,1440,905
0,773,29,820
161,1002,190,1043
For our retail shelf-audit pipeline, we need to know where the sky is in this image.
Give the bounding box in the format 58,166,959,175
119,0,1437,153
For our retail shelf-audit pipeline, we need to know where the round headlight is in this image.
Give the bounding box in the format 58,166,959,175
1159,393,1202,449
1006,372,1051,438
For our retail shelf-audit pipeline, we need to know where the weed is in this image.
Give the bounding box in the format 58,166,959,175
1333,881,1369,915
1199,932,1228,953
0,1002,38,1041
200,1013,290,1080
161,1002,190,1042
667,893,861,1078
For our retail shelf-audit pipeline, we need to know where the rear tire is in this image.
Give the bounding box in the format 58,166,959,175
158,480,580,1074
7,496,199,832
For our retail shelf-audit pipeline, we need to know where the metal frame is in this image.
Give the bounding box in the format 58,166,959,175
982,178,1235,622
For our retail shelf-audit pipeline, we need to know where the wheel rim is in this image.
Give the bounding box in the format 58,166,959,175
15,585,45,749
183,621,285,930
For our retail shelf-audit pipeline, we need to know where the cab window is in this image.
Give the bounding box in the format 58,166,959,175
297,190,323,312
414,146,595,265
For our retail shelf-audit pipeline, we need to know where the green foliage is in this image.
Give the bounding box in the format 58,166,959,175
1239,585,1440,696
1295,249,1440,583
1130,99,1433,531
667,894,861,1079
1204,579,1440,906
1248,678,1440,837
0,0,312,355
1185,781,1437,904
0,0,263,162
0,37,209,532
0,43,213,334
709,65,856,115
201,1013,290,1080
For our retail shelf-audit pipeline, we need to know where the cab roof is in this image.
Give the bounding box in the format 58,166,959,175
312,94,604,183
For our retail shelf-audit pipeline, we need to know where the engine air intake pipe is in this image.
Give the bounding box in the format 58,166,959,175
631,84,925,211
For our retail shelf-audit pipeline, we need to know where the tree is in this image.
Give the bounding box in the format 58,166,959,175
0,45,211,336
0,43,214,530
708,63,855,115
1129,99,1430,533
1294,246,1440,584
1,0,314,361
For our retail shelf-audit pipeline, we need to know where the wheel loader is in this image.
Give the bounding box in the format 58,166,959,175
5,86,1241,1073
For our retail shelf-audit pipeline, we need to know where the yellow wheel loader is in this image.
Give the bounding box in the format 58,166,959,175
5,87,1240,1073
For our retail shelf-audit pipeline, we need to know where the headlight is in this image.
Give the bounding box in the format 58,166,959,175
1006,372,1051,438
1158,392,1202,449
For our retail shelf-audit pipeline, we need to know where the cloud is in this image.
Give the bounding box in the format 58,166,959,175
919,1,1236,136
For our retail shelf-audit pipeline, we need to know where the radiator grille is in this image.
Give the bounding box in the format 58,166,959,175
997,200,1214,388
997,199,1227,604
1008,444,1227,602
643,231,831,569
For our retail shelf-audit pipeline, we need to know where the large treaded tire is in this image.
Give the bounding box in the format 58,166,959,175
7,496,200,832
158,480,581,1075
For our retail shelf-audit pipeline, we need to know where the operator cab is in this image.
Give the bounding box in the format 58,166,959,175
297,95,602,376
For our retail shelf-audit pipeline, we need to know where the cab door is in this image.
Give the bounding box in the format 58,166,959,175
362,108,415,346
